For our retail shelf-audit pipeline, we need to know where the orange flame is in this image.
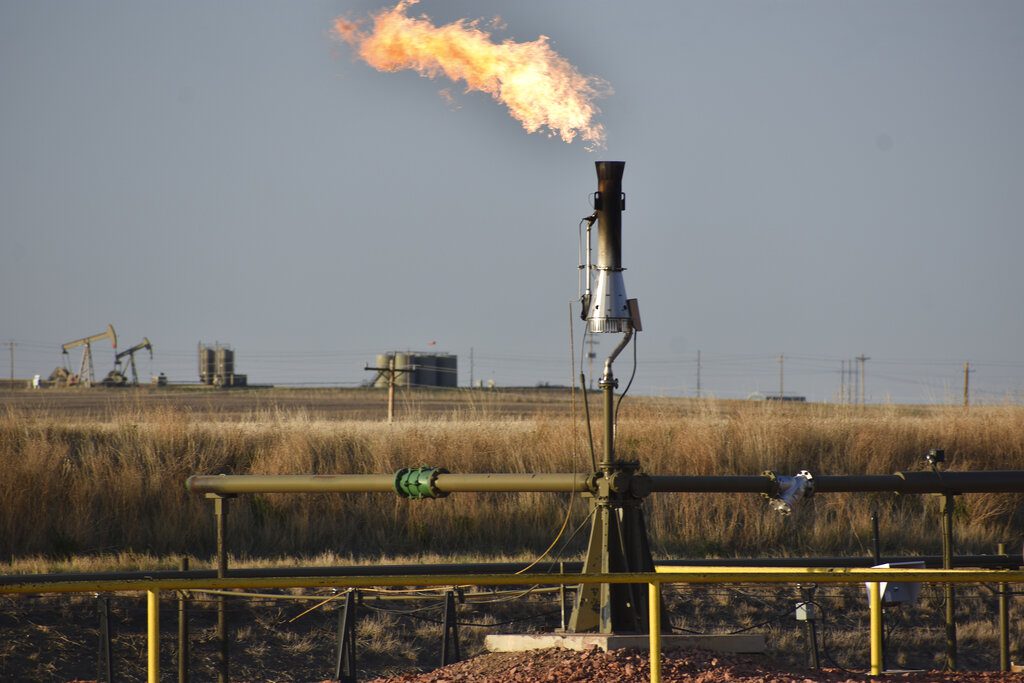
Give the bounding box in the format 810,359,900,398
335,1,609,146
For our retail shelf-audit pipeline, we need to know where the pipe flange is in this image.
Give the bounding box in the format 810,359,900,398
629,473,652,499
394,467,450,499
797,470,815,498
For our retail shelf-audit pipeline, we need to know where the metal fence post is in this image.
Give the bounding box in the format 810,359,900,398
97,594,114,682
333,590,358,683
800,585,820,669
440,590,461,666
998,542,1010,672
178,557,189,683
942,493,957,671
207,493,233,683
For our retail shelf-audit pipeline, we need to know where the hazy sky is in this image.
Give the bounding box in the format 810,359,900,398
2,1,1022,402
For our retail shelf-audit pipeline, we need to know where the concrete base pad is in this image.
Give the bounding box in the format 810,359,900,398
484,633,766,654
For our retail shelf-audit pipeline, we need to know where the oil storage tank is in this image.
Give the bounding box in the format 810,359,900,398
436,354,458,387
412,354,436,388
373,354,391,389
372,351,458,388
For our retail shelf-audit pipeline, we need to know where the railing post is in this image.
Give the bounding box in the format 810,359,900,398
942,493,957,671
333,590,358,683
799,584,820,669
869,580,882,676
97,594,114,683
440,590,461,666
998,542,1010,672
207,493,234,683
148,589,160,683
648,582,661,683
559,562,567,632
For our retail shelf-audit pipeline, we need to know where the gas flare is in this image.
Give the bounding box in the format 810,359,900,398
335,1,609,146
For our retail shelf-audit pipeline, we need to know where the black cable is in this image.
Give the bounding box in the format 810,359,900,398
552,505,598,561
363,603,561,628
804,599,864,675
356,600,446,617
579,363,597,472
726,605,798,634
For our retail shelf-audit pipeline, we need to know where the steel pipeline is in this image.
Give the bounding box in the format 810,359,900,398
648,471,1024,494
187,470,1024,497
186,473,591,495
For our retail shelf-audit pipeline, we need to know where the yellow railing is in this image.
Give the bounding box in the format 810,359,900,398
2,567,1021,682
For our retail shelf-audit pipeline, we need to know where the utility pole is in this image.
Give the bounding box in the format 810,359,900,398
585,336,599,390
469,347,474,388
840,360,845,404
696,350,702,399
963,362,973,407
7,340,13,383
778,354,784,400
365,355,413,423
850,359,856,405
856,355,870,406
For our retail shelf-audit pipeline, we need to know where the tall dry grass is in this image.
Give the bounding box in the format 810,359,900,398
1,399,1022,562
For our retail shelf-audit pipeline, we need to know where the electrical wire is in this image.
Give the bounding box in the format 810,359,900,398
505,304,583,577
579,373,597,472
803,599,864,675
362,600,561,628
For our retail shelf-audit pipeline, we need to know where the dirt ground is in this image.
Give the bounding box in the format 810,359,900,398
369,647,1024,683
3,583,1021,682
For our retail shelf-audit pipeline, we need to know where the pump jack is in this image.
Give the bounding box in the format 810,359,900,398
57,324,117,387
103,338,152,386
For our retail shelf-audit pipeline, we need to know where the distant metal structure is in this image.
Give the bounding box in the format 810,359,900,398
371,352,457,388
198,343,247,387
104,338,153,386
57,324,118,387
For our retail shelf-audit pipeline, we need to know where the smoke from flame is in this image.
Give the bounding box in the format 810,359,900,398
334,1,609,146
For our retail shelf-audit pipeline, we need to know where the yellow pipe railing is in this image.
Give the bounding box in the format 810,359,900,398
3,568,1020,683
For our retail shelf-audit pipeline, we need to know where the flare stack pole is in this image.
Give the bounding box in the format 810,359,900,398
569,161,659,634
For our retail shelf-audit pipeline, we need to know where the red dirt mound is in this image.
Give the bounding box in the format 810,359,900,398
367,647,1024,683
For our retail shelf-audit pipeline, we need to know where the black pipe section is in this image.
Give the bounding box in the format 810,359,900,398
595,161,625,271
649,476,773,494
649,471,1024,495
2,554,1018,589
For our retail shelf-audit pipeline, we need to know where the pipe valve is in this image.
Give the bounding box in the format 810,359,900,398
764,470,815,515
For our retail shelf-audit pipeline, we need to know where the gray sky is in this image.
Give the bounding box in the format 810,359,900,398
2,1,1022,402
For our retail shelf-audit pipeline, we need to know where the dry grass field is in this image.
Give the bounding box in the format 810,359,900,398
1,387,1022,564
1,387,1023,678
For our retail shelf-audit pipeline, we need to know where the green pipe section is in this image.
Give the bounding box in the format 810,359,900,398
187,475,397,494
186,472,590,496
433,473,589,493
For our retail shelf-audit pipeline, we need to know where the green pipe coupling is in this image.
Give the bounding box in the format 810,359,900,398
394,467,449,499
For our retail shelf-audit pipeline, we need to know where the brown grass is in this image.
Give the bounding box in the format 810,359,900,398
1,397,1023,564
